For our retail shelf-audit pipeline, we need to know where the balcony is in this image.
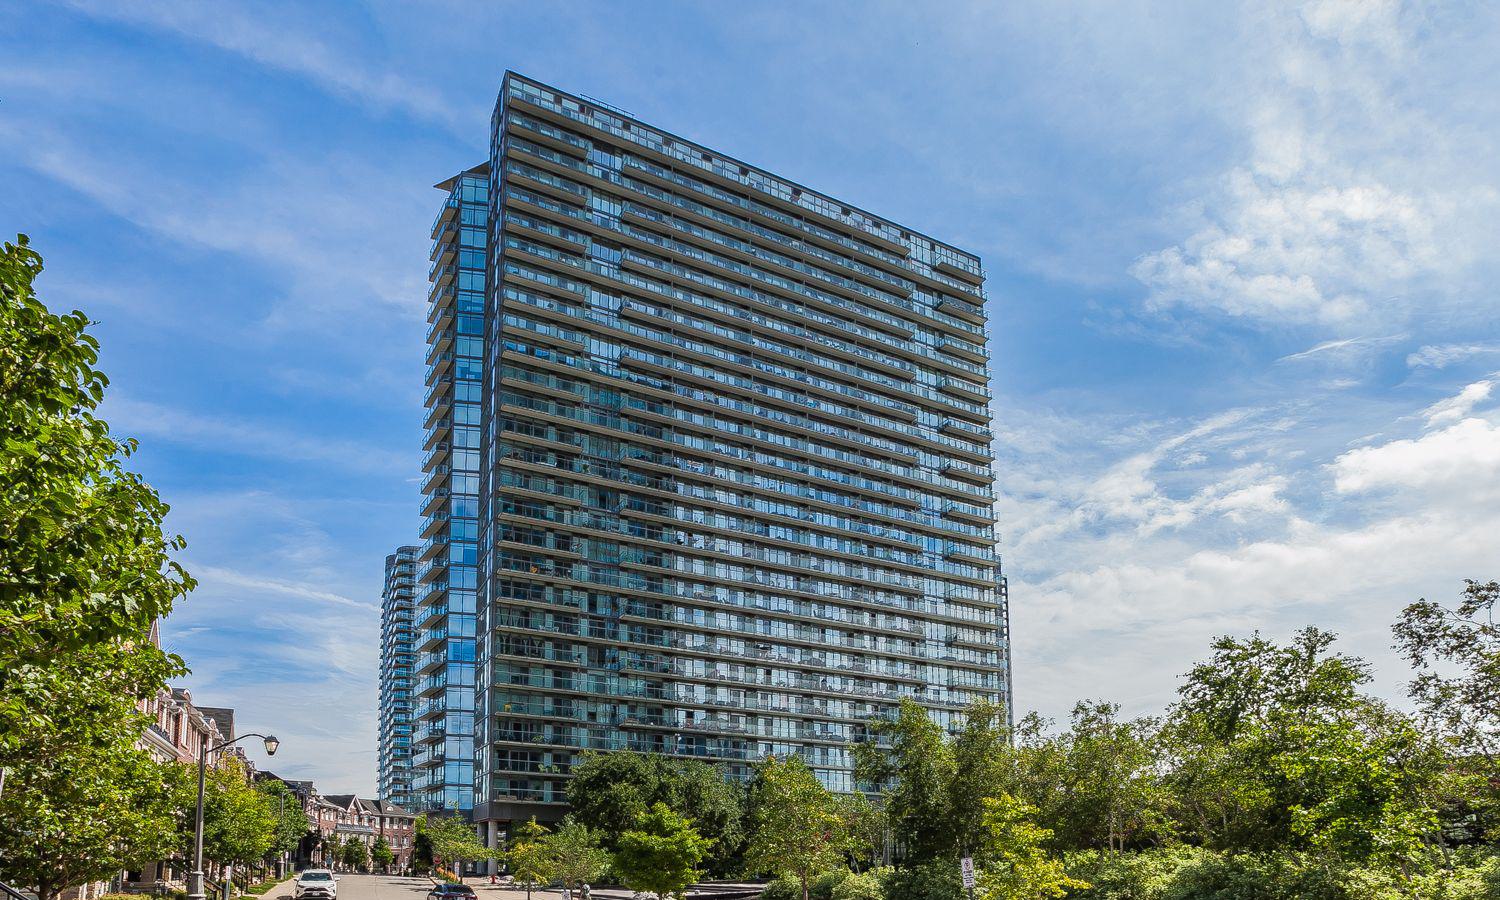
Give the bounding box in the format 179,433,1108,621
430,262,457,290
943,501,992,525
425,320,455,354
431,197,459,238
428,240,456,275
425,312,455,363
416,575,449,606
423,418,452,449
939,375,990,405
427,283,456,320
940,335,988,364
420,510,450,540
940,418,993,442
420,487,449,518
418,533,449,564
943,541,997,563
941,459,992,486
422,441,450,473
423,394,452,429
424,375,453,411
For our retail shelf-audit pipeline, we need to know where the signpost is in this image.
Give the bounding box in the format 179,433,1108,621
960,856,976,898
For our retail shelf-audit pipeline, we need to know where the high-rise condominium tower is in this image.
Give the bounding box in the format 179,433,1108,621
378,545,419,808
420,73,1007,837
413,166,487,814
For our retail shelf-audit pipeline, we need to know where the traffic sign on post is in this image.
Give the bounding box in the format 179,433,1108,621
961,856,976,890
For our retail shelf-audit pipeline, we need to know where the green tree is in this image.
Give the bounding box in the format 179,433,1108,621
0,235,195,900
199,758,277,867
613,802,714,900
371,835,395,872
425,815,489,883
972,794,1087,900
746,755,847,900
0,646,185,900
341,836,369,872
1047,702,1169,853
854,698,956,865
505,817,554,900
256,777,311,857
543,817,610,891
411,816,436,873
567,751,745,871
1163,628,1443,868
837,792,888,872
1395,580,1500,772
0,233,194,741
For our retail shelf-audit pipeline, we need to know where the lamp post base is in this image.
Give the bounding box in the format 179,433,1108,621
186,871,205,900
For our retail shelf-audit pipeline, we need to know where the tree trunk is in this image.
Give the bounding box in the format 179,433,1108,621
801,872,810,900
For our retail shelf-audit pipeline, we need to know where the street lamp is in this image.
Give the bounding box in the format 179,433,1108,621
187,732,280,900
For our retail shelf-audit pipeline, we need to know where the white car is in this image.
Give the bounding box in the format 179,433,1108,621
294,870,337,900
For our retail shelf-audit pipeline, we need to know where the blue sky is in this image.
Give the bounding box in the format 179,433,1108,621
5,0,1500,794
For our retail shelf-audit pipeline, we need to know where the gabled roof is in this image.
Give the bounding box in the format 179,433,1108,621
197,706,236,739
360,798,415,818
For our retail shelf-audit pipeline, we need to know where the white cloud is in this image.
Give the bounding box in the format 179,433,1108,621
152,489,393,794
1,120,433,322
105,396,410,474
1277,333,1404,363
1002,375,1500,719
61,0,481,132
1407,343,1500,370
1333,419,1500,497
1130,2,1496,331
1419,378,1497,427
192,565,376,611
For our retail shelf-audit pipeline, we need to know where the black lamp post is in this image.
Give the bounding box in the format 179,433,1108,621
187,732,280,900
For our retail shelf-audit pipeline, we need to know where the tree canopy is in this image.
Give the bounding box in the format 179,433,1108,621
567,750,745,872
0,235,195,900
613,802,713,900
746,755,847,900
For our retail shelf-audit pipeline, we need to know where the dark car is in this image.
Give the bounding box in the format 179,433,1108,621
426,884,476,900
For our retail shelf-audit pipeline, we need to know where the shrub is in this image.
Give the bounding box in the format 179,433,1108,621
810,870,849,900
1063,847,1201,899
881,861,963,900
761,869,857,900
759,876,802,900
1158,852,1345,900
831,871,884,900
1340,851,1500,900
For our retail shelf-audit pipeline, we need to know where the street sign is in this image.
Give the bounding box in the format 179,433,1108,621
960,856,976,889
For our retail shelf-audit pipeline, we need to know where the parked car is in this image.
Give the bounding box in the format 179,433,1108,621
294,870,338,900
426,884,476,900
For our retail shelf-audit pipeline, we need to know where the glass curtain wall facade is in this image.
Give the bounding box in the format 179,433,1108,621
378,546,418,807
466,72,1008,832
414,167,488,813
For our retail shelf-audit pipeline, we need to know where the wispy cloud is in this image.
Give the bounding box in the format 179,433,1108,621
61,0,483,133
1,120,432,322
1004,378,1500,716
105,396,410,474
1131,1,1499,332
1407,342,1500,370
1418,377,1497,428
1277,333,1404,363
192,565,376,611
